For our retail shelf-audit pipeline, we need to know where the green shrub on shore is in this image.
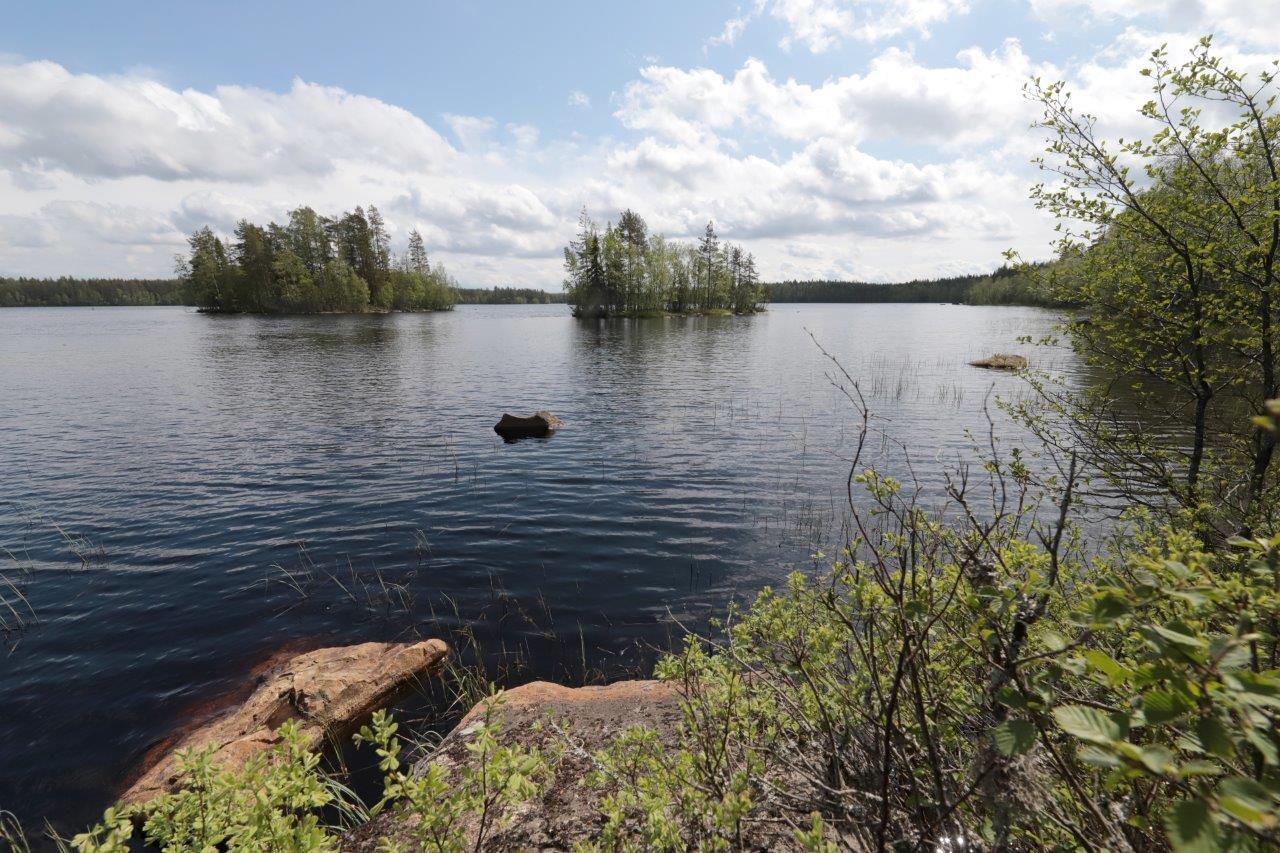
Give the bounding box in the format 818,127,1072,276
68,702,547,853
584,491,1280,850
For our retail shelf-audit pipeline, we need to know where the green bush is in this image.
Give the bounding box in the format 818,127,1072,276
581,486,1280,851
68,699,545,853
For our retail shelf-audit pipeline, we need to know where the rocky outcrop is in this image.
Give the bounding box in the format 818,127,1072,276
342,679,682,852
493,411,563,439
121,639,448,806
969,353,1028,371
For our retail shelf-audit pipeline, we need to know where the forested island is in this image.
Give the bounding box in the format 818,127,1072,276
563,211,763,317
180,205,456,314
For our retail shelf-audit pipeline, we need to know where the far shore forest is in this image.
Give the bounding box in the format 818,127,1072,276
0,262,1059,310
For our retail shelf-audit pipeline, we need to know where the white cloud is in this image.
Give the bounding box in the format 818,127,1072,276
710,0,972,53
617,43,1041,149
1029,0,1280,49
709,7,758,47
568,90,591,108
0,61,456,182
443,114,496,149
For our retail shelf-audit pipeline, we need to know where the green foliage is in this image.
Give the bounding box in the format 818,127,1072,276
765,264,1068,307
1030,530,1280,849
1014,37,1280,534
71,720,339,852
0,277,184,307
355,700,548,852
454,286,566,304
178,205,456,314
564,209,762,316
69,705,545,853
581,467,1280,850
389,269,457,312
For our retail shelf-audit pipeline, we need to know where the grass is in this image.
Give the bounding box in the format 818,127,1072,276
0,547,37,641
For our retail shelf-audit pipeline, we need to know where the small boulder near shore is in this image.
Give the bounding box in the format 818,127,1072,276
121,639,448,807
969,353,1028,371
494,410,563,439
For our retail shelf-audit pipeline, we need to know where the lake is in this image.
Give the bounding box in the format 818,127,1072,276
0,303,1076,835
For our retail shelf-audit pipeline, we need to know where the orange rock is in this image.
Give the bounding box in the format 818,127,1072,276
121,639,448,806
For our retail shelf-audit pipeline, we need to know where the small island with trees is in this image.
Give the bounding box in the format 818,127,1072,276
563,210,763,317
180,205,457,314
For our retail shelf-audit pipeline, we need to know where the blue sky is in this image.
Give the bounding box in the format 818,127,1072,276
0,1,1276,285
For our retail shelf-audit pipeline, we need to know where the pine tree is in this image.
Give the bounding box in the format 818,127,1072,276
618,209,648,312
698,221,720,310
404,229,430,275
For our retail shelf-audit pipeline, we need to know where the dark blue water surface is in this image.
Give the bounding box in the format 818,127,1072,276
0,303,1075,835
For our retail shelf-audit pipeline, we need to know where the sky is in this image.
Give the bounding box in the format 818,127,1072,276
0,0,1278,286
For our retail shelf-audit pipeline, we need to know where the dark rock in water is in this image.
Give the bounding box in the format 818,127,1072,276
494,411,563,438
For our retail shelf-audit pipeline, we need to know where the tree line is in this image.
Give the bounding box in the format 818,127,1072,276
766,264,1070,307
0,278,184,307
564,210,763,317
180,205,456,314
455,287,566,305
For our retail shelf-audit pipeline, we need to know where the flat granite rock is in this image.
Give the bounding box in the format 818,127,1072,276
969,353,1028,371
121,639,449,806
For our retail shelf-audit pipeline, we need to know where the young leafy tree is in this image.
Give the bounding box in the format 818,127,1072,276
602,224,625,313
272,249,317,312
280,207,331,277
1018,37,1280,535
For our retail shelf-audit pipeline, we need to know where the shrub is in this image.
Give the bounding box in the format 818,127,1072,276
69,699,545,853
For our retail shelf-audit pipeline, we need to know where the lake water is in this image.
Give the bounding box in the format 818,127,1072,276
0,303,1076,836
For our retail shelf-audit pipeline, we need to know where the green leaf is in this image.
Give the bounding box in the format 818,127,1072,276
1164,799,1221,853
1148,624,1208,650
1083,650,1127,681
1144,690,1193,724
1091,590,1131,622
1216,776,1277,830
1041,629,1068,652
1054,705,1124,745
1196,715,1233,758
993,719,1038,757
1139,744,1176,775
1245,727,1280,766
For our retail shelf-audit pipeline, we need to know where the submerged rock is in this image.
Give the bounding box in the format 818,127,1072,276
969,353,1028,371
494,411,564,438
342,679,682,852
121,639,448,806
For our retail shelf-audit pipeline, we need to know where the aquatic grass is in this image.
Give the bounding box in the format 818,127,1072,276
50,523,105,569
0,809,31,853
0,547,37,641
